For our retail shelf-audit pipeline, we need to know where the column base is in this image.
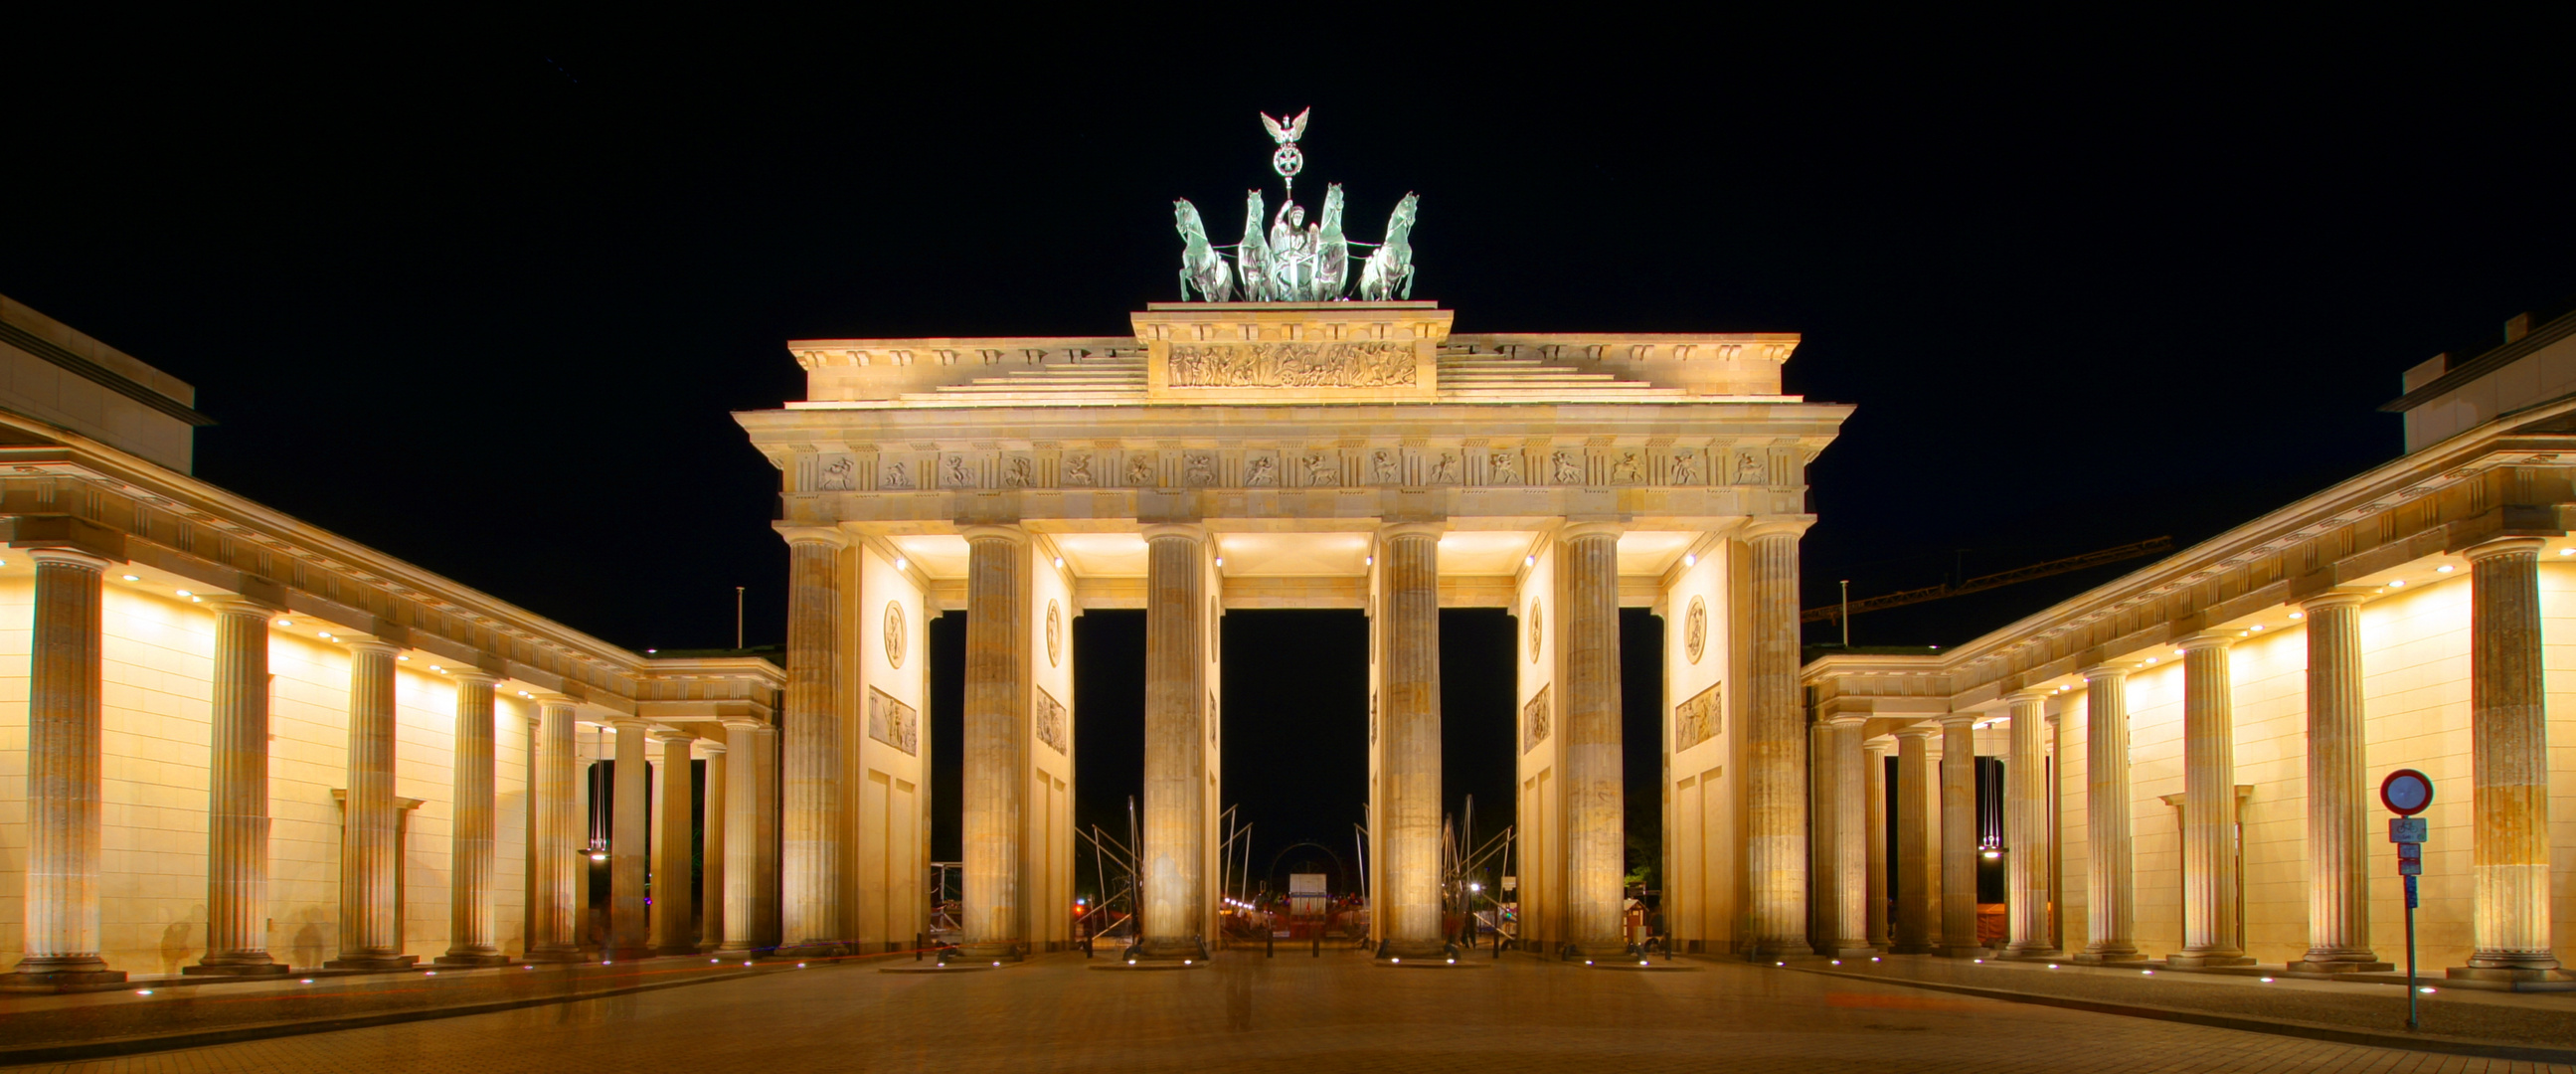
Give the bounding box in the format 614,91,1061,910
323,953,421,972
182,958,292,977
1999,946,2064,962
2163,952,2254,968
951,941,1026,963
2287,958,2392,974
433,951,513,967
520,946,591,964
1740,939,1809,962
1825,947,1884,961
2447,965,2575,985
0,957,129,993
650,944,706,958
1889,942,1936,955
1935,946,1991,959
2071,949,2147,965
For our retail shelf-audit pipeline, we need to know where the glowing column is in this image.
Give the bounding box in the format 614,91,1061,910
650,728,698,955
2292,592,2388,972
2171,633,2250,967
1742,519,1811,958
1892,727,1936,953
328,640,414,970
1559,522,1626,958
779,530,845,955
0,551,125,991
1937,713,1981,958
2454,537,2565,982
1139,523,1209,958
526,696,584,961
1378,521,1447,958
436,671,507,967
960,525,1030,960
2073,663,2142,964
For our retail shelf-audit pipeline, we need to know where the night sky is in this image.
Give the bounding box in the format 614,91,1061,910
10,17,2576,890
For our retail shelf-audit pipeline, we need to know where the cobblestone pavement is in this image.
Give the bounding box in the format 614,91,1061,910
6,950,2570,1074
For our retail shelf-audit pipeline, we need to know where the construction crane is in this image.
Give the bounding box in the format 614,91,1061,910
1802,536,2174,626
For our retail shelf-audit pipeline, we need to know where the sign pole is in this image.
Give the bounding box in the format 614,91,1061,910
2379,768,2433,1034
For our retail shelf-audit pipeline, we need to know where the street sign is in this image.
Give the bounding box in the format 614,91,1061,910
1500,876,1517,893
2380,769,2434,815
2396,843,2422,875
2389,817,2426,843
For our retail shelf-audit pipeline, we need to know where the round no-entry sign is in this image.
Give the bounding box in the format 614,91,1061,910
2381,769,2434,815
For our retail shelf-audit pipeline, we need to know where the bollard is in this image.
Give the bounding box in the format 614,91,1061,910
915,932,924,962
1312,935,1320,958
1267,932,1274,958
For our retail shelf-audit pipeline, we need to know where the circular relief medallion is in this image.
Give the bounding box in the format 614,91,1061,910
1045,599,1063,668
1685,596,1709,665
1528,598,1544,662
883,601,906,669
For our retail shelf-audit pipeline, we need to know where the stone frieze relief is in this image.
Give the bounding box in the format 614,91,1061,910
1166,341,1417,388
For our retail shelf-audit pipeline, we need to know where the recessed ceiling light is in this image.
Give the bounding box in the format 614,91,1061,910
2250,625,2263,631
1213,557,1223,567
2562,548,2574,556
1524,555,1535,566
2437,565,2454,573
2287,612,2302,620
1052,556,1063,569
121,575,139,582
174,589,192,598
1683,553,1696,567
893,557,908,571
398,655,410,661
278,620,292,627
2388,579,2405,588
2143,657,2156,665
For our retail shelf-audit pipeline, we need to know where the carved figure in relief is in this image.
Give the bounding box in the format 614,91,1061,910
1611,451,1641,484
1432,452,1458,483
1166,341,1416,389
883,461,914,489
1126,455,1156,485
1489,451,1521,484
945,455,973,488
1003,456,1034,488
1372,448,1398,483
1552,450,1583,484
1063,453,1094,486
1737,451,1766,484
1302,452,1336,485
1672,451,1700,484
1684,595,1707,664
817,455,855,491
1244,454,1277,486
1185,453,1214,485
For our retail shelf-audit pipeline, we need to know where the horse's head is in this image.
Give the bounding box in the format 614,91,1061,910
1382,193,1421,244
1321,183,1345,226
1173,199,1206,244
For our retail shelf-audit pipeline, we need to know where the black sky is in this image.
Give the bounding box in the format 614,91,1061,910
9,14,2576,880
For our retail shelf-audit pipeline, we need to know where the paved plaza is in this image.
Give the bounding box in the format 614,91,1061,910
5,952,2569,1074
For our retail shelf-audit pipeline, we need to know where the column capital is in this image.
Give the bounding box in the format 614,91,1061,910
1825,713,1868,729
533,692,580,709
2463,535,2547,562
959,523,1029,545
608,715,651,732
1894,723,1938,742
695,739,728,757
2005,687,2053,706
1140,521,1210,544
2300,588,2372,612
448,669,500,687
1379,519,1447,543
774,524,851,548
1862,738,1892,758
1739,516,1813,542
204,596,281,619
2177,630,2236,653
25,547,112,571
344,638,402,657
1939,712,1977,730
721,717,769,732
2080,659,2142,680
1559,520,1623,542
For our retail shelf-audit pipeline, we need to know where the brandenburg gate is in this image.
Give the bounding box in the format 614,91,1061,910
731,113,1849,962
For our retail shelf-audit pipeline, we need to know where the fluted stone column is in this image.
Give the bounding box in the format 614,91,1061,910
525,697,583,960
753,725,781,949
435,671,506,966
1743,520,1811,958
2291,592,2389,972
2172,633,2250,966
649,729,697,955
779,531,845,955
2074,663,2142,964
1922,735,1946,950
1938,714,1981,957
1138,523,1209,959
1823,716,1873,956
0,550,124,991
185,600,289,976
1892,729,1935,953
717,719,763,954
607,717,651,960
2001,691,2058,957
2456,537,2565,981
1379,521,1448,958
961,525,1030,960
1560,521,1627,958
698,739,726,953
1864,740,1890,951
327,640,413,970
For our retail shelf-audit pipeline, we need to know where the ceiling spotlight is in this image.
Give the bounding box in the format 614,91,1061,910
2143,657,2155,665
2287,612,2302,620
2437,565,2454,573
1213,558,1223,567
2562,548,2574,556
1052,556,1063,569
278,620,292,627
1365,556,1374,566
2249,625,2263,631
399,655,410,661
1683,553,1696,567
175,589,192,598
894,557,908,571
2388,579,2405,588
121,574,139,582
1524,555,1535,567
